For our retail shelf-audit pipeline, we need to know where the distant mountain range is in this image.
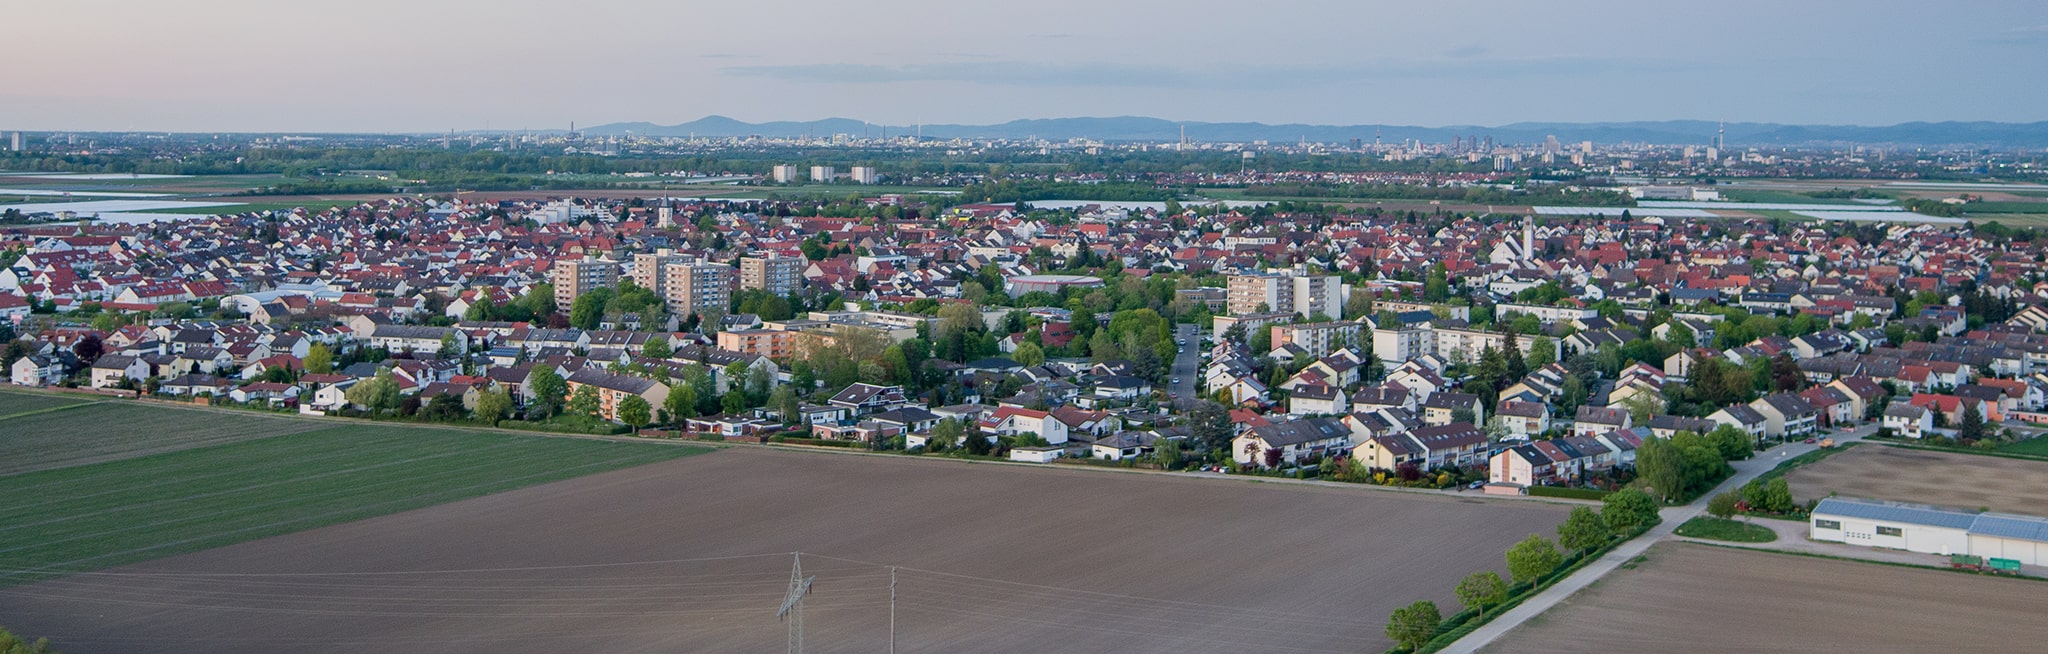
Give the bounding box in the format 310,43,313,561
580,116,2048,148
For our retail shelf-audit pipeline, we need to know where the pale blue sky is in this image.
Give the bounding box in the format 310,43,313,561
8,0,2047,132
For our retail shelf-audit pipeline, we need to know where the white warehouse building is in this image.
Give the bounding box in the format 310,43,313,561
1810,497,2048,567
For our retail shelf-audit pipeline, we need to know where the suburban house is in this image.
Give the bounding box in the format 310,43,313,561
1421,392,1485,428
1572,406,1631,438
1288,383,1348,415
1492,401,1551,440
564,369,669,423
1883,403,1934,439
828,383,912,418
1750,393,1819,439
979,406,1071,444
1708,403,1770,442
1092,431,1158,460
89,354,151,388
10,354,66,387
1233,417,1351,468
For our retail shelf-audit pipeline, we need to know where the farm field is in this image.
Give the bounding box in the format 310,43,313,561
1786,444,2048,516
0,424,707,588
0,390,90,419
0,399,328,476
1480,542,2048,653
0,447,1568,654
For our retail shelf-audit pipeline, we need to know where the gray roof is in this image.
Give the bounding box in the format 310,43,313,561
1969,514,2048,543
1817,497,2048,544
1812,497,1976,530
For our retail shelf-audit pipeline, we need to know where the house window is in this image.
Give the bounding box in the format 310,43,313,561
1876,525,1903,537
1814,519,1840,530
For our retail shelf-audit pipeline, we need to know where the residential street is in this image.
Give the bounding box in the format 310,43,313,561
1441,426,1872,654
1169,323,1201,410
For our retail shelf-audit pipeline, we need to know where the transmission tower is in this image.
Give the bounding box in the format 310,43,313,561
778,553,815,654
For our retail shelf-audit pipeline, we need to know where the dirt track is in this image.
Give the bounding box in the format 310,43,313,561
1483,542,2048,653
1788,445,2048,516
0,447,1565,653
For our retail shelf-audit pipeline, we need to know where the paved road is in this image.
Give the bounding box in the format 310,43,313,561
1443,427,1872,654
1168,323,1201,410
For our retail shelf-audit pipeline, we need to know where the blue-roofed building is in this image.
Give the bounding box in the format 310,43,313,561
1811,497,2048,567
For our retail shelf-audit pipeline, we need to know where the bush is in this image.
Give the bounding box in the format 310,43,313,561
1601,488,1661,533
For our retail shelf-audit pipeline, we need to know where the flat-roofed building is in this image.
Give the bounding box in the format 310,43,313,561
740,254,803,296
551,258,618,311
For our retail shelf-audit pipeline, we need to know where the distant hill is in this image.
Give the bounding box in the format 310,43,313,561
580,115,2048,148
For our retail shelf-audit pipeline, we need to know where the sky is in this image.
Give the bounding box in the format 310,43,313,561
8,0,2048,133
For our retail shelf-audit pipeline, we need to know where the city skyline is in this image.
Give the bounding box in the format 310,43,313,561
8,0,2048,133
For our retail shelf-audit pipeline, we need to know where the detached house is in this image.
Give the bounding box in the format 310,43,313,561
1883,403,1934,439
10,354,65,387
1572,406,1631,438
89,354,150,388
564,369,669,423
1749,393,1819,440
1233,417,1350,468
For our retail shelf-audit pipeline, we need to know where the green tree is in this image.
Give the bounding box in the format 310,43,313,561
1012,341,1045,367
1634,436,1685,502
1527,336,1556,368
475,387,512,425
721,390,747,415
1762,477,1795,513
1454,571,1509,618
1602,488,1662,534
437,332,462,358
1424,263,1450,302
618,395,652,430
1557,506,1610,552
1188,401,1235,453
665,383,698,421
1385,600,1442,652
568,384,601,417
0,627,57,654
1707,491,1740,520
1959,400,1986,441
643,335,672,359
529,367,568,417
303,343,333,375
1154,437,1184,469
929,417,964,450
1505,535,1563,584
771,386,801,425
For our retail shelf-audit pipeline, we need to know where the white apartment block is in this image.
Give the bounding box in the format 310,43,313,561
1227,270,1344,318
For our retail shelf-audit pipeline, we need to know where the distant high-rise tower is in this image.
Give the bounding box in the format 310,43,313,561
1717,120,1726,150
9,132,19,152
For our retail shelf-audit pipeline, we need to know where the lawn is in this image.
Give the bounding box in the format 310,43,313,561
0,390,91,420
0,425,707,586
0,402,328,476
1674,516,1778,543
2002,436,2048,457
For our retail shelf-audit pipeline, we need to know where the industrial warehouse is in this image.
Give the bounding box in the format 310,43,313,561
1810,497,2048,568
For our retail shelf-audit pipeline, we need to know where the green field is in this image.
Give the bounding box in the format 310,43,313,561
0,391,90,420
1674,516,1779,543
0,425,707,585
0,401,329,476
2001,436,2048,456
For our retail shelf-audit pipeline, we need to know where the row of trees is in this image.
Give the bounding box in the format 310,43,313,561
1385,489,1662,651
